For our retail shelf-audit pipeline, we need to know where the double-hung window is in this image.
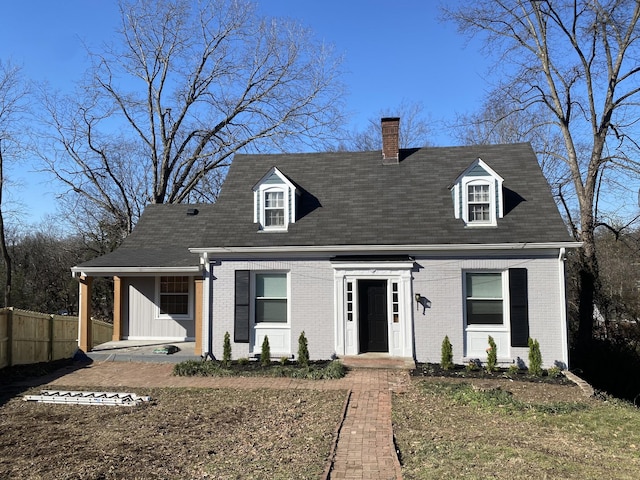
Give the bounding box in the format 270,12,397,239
465,272,503,325
159,276,191,318
255,273,288,323
467,183,491,223
451,159,503,227
264,191,285,228
465,270,528,358
253,167,298,231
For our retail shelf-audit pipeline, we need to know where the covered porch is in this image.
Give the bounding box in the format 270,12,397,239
75,275,204,357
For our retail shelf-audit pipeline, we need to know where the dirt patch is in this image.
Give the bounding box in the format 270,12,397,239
0,386,346,479
0,359,77,386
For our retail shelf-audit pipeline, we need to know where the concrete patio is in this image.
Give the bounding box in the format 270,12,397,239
85,340,200,363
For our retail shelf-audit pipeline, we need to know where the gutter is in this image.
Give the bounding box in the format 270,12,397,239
190,242,583,256
71,265,202,278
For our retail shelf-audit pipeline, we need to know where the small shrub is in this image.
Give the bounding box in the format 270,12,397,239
420,363,438,376
440,335,454,370
222,331,232,367
260,336,271,366
507,364,520,375
173,358,346,379
528,338,543,377
466,359,481,372
486,336,497,372
319,359,346,379
547,365,562,378
298,331,310,367
279,356,289,366
292,360,346,380
173,360,234,377
173,360,202,376
269,365,289,377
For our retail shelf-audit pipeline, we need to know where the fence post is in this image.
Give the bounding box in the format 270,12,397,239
7,307,13,367
48,314,55,361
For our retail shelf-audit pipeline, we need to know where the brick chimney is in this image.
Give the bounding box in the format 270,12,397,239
381,117,400,164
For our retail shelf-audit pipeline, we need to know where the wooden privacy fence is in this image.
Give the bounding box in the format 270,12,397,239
0,308,113,368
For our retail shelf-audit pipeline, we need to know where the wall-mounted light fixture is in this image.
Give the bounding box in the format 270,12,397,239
415,294,431,315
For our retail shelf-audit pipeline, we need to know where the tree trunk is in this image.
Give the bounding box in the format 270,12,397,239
0,209,11,308
0,143,11,307
576,249,597,356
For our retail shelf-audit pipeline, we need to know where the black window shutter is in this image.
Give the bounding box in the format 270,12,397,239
234,270,250,343
509,268,529,347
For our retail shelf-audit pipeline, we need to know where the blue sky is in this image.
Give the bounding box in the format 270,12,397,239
0,0,489,224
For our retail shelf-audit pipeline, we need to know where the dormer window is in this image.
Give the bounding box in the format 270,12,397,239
451,158,503,227
264,190,285,227
253,167,298,231
467,182,491,224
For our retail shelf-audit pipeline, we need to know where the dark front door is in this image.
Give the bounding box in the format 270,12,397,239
358,280,388,353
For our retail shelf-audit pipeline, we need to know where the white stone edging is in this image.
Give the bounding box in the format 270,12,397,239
564,370,594,398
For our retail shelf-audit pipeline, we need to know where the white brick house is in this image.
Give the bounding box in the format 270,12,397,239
73,118,580,368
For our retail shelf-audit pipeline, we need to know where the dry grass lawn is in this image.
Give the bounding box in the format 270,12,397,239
0,386,347,479
394,377,640,479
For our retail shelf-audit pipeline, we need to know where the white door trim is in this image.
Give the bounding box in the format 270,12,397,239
333,266,413,357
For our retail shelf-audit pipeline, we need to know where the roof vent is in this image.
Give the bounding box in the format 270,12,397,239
186,208,199,216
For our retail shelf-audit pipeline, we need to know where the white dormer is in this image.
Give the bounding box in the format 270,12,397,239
253,167,298,231
451,158,504,227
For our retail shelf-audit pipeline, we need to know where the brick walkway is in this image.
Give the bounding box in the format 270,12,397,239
328,369,406,480
38,361,408,479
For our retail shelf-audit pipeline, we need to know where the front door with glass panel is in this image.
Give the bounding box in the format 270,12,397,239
358,279,388,353
337,266,412,358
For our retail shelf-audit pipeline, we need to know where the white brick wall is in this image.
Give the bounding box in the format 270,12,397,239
411,254,567,368
209,259,335,360
205,251,568,368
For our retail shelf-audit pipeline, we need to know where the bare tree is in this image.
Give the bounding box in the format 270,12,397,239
39,0,345,238
596,227,640,333
444,0,640,359
454,90,573,222
0,61,29,307
7,223,92,316
341,100,434,151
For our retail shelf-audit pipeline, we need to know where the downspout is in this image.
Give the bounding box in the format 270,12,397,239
558,248,569,369
203,258,215,361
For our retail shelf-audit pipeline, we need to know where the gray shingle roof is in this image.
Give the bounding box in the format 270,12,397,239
202,143,571,248
76,204,216,269
75,142,573,271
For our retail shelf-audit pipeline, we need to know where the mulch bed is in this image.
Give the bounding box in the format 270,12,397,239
410,363,584,404
412,362,574,385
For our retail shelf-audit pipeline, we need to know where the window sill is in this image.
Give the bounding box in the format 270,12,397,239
464,223,497,228
254,323,290,328
156,316,194,321
465,325,507,331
